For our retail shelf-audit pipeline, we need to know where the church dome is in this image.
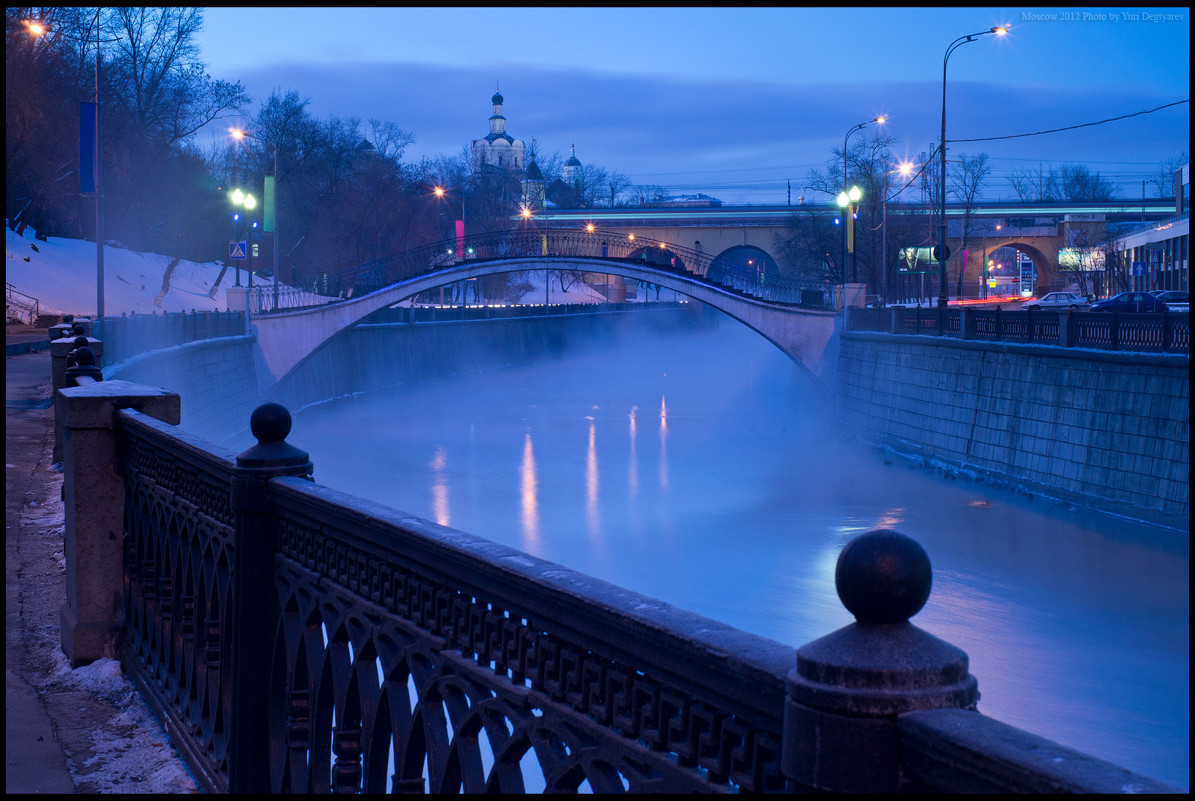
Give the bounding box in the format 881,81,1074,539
492,91,503,105
525,158,544,181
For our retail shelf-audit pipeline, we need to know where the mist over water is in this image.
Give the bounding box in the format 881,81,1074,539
287,310,1188,790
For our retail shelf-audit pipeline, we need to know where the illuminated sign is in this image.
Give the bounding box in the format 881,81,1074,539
896,246,940,273
1058,247,1105,271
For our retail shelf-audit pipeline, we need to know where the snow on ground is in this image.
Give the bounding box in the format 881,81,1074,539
7,226,613,318
7,227,232,317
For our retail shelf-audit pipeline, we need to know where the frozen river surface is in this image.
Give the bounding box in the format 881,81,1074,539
283,313,1188,789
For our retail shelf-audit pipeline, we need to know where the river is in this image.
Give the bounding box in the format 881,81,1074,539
275,308,1188,789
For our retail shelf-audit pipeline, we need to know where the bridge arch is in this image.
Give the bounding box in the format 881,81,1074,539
712,245,780,277
251,256,837,394
983,240,1058,292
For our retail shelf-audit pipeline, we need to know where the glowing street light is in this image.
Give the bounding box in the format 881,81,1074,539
231,127,280,307
842,116,885,284
938,25,1007,307
25,15,120,322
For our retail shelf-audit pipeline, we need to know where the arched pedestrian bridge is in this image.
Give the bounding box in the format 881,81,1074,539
248,229,839,387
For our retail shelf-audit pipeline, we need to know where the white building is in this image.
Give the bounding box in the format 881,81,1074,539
471,89,525,173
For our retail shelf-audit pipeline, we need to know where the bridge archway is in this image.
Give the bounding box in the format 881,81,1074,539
251,256,837,393
712,245,780,278
984,240,1057,293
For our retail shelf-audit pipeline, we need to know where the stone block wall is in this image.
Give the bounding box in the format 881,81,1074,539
835,332,1189,529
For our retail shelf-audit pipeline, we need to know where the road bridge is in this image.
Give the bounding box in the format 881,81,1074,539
249,229,838,389
529,200,1175,292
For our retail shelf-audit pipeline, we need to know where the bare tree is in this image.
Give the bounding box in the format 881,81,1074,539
1007,162,1117,202
949,152,992,297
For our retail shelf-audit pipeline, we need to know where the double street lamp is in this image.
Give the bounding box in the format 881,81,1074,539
231,129,280,309
938,25,1007,308
841,116,885,284
228,188,257,288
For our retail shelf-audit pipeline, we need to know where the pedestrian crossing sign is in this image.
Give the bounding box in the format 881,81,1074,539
229,240,247,260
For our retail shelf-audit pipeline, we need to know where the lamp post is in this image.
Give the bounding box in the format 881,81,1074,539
836,185,864,291
25,15,120,324
232,129,279,309
938,26,1006,308
841,116,886,285
228,188,258,296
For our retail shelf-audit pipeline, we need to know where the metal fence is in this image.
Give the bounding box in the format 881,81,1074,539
58,394,1172,795
847,306,1189,354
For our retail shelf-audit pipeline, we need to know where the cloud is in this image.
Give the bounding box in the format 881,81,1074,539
223,60,1189,203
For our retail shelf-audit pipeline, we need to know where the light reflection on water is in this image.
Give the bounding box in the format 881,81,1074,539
289,315,1188,790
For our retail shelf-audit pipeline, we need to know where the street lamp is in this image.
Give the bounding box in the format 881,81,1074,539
25,15,120,324
231,128,280,309
938,25,1007,308
837,184,863,292
228,188,258,289
841,116,885,284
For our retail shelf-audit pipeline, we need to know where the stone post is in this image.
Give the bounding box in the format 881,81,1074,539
959,307,975,340
52,337,106,464
782,530,979,793
56,380,181,666
228,403,313,793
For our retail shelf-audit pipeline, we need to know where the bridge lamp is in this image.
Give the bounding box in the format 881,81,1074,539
586,223,595,233
939,25,1007,307
628,233,635,241
433,186,445,198
521,207,532,220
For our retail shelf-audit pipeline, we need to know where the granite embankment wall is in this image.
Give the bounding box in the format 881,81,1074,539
835,331,1189,530
104,304,707,444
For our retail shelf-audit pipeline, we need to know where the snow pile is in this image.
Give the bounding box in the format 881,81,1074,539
48,655,199,793
6,227,232,317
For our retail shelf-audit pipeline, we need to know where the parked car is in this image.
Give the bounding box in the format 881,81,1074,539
1150,290,1189,313
1021,291,1091,310
1090,292,1169,313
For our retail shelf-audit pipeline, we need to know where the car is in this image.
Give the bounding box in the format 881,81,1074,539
1021,291,1091,310
1089,292,1169,313
1150,290,1189,313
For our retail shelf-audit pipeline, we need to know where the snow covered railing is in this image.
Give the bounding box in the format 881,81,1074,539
53,389,1181,794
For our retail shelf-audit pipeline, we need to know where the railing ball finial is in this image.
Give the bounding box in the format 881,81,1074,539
250,401,292,445
237,402,313,476
835,529,932,624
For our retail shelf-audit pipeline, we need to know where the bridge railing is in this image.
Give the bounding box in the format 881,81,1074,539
259,229,833,313
848,306,1190,353
54,374,1180,794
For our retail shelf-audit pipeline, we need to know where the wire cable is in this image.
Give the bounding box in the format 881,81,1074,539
949,100,1188,143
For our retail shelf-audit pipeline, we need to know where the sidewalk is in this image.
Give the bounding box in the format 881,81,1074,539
5,338,197,793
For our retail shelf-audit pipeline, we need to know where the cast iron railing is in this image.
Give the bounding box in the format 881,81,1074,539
847,306,1189,353
52,391,1171,794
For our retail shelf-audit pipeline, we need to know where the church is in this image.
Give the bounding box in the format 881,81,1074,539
470,88,585,210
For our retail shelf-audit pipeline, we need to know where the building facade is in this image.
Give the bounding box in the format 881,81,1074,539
1112,163,1189,292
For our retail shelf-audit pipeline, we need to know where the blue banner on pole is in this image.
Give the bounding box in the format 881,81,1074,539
80,102,97,194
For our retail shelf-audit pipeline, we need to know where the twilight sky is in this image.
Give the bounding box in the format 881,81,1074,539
194,7,1190,204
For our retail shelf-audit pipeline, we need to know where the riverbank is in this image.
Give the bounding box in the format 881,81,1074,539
4,340,196,793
